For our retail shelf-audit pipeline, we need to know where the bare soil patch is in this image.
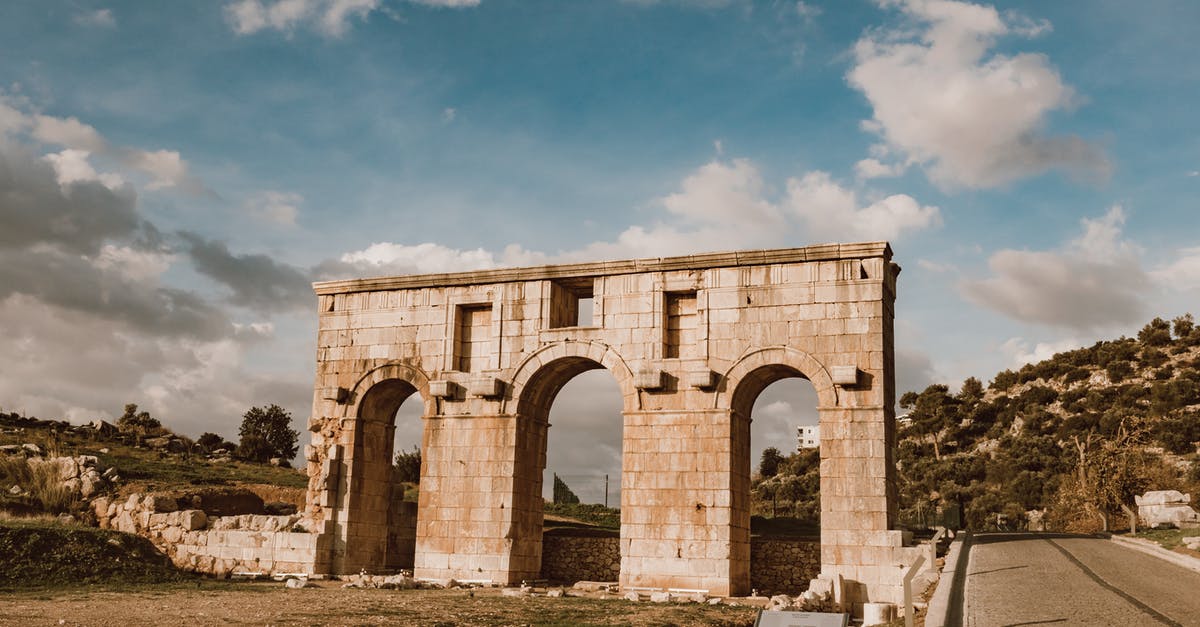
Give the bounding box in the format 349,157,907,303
0,583,760,626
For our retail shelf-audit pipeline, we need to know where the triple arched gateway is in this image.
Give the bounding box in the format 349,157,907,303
302,242,919,607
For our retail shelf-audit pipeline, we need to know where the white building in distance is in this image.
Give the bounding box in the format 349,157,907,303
797,425,820,450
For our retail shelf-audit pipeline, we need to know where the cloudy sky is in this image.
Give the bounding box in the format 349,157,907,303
3,0,1199,501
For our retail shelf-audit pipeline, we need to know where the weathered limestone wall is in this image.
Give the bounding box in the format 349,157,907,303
541,535,621,583
304,242,911,605
94,493,318,577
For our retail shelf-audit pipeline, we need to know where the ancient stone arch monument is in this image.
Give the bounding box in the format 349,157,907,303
302,242,918,605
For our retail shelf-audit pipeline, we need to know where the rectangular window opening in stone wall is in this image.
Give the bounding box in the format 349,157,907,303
549,278,595,328
665,291,697,359
456,304,493,372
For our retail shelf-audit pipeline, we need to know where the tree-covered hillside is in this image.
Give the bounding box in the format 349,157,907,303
753,314,1200,533
897,314,1200,532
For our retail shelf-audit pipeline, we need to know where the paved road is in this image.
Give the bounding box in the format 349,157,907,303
963,533,1200,627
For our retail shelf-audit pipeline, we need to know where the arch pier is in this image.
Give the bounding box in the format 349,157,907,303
302,242,919,608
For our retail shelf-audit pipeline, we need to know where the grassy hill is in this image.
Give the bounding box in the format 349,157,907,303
0,412,307,521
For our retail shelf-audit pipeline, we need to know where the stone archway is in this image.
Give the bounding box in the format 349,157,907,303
497,340,639,583
302,242,914,608
316,362,431,575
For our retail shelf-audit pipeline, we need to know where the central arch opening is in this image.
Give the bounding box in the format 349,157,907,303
732,365,823,596
517,355,625,585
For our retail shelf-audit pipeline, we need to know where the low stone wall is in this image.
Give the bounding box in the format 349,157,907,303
541,534,620,583
751,538,820,596
93,493,318,577
539,533,819,594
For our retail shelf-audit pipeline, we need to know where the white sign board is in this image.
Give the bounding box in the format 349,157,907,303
753,610,849,627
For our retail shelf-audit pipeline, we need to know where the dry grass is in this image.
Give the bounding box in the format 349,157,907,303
0,455,80,514
0,585,761,626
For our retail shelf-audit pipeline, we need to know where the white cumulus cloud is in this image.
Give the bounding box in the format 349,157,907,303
961,206,1151,330
1000,336,1085,368
785,171,941,242
848,0,1109,189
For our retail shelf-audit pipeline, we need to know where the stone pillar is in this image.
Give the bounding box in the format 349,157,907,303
818,406,906,606
413,413,540,584
620,408,745,596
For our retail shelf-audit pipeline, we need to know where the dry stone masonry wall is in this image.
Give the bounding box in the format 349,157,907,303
539,534,820,596
93,493,318,577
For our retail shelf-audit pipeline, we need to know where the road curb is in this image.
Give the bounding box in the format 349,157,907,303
1110,534,1200,575
925,531,971,627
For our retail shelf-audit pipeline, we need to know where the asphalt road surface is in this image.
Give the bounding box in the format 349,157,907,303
963,533,1200,627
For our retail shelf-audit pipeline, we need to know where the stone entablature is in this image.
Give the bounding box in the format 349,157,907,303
302,242,911,607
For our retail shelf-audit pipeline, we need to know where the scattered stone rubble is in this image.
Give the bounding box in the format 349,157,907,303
0,447,118,499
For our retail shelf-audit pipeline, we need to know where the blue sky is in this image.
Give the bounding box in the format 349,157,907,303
2,0,1199,491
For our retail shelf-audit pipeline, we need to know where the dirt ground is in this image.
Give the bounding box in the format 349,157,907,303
0,583,762,626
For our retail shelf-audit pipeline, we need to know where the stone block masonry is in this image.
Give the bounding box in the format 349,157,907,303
93,493,318,577
301,242,914,609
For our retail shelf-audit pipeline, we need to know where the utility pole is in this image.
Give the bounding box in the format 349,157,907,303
604,474,609,508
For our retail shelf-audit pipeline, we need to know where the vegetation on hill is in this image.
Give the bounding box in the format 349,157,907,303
895,314,1200,532
755,314,1200,533
0,409,307,522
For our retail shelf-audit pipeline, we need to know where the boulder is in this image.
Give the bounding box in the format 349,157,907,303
649,591,671,603
623,591,640,602
180,509,208,531
21,443,42,455
143,494,179,513
767,594,793,611
91,420,118,436
145,436,173,450
1136,490,1200,527
285,578,309,589
80,474,101,499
